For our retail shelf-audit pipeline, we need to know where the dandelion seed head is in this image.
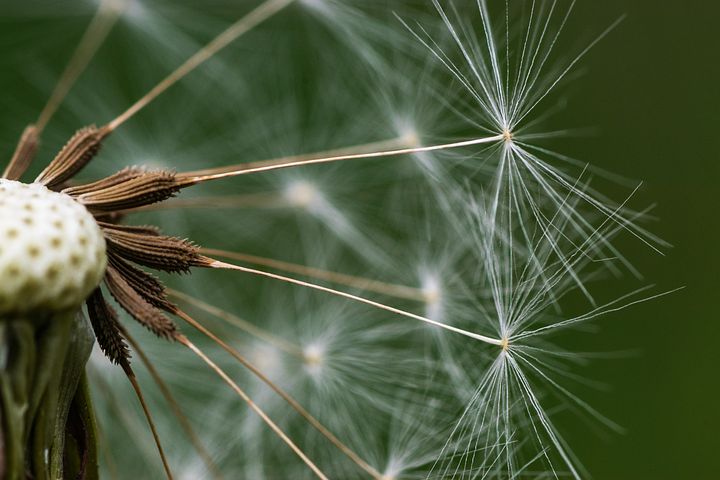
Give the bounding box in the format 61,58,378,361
276,174,389,263
502,127,513,144
388,118,422,151
247,341,284,378
302,341,326,377
0,179,106,313
379,471,397,480
177,459,210,480
420,269,445,322
284,179,322,210
379,454,418,480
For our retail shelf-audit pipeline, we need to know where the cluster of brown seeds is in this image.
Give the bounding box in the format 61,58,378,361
2,124,214,369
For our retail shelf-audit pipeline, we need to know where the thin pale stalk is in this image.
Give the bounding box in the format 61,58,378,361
122,366,174,480
181,135,505,183
182,134,416,177
169,289,304,357
106,0,295,131
176,335,329,480
36,0,125,132
205,258,504,346
3,0,123,180
124,331,222,479
175,308,384,479
3,126,39,181
90,372,162,469
201,248,427,302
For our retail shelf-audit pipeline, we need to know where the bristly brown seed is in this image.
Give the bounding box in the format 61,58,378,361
104,266,178,339
3,124,39,181
102,224,203,273
86,287,131,368
71,169,183,212
35,125,109,189
62,166,146,197
97,221,160,237
107,251,175,312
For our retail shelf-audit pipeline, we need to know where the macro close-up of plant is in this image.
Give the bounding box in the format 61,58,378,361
0,1,716,479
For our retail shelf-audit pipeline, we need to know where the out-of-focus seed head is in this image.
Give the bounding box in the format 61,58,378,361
0,179,106,314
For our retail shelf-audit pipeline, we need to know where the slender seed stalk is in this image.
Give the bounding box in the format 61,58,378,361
181,134,505,183
182,134,417,177
36,0,126,133
3,0,123,181
123,331,223,480
122,365,174,480
201,248,428,302
105,0,296,132
177,335,329,480
170,289,304,356
175,308,384,479
206,258,505,347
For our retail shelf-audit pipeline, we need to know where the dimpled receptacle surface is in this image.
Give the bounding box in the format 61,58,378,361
0,179,106,314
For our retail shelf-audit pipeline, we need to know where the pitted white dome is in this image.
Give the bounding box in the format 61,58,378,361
0,179,106,314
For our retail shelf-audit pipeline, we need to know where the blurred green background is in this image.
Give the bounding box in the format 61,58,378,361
0,1,717,478
560,2,719,478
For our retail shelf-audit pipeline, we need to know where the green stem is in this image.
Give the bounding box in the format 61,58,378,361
29,313,74,479
0,311,97,479
0,321,35,480
49,314,95,478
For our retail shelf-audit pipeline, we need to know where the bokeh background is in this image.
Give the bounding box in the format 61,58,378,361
559,2,719,478
0,1,717,478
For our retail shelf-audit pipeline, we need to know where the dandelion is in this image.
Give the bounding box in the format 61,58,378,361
0,1,674,479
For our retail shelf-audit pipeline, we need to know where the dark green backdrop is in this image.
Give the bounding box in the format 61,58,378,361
562,2,719,478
